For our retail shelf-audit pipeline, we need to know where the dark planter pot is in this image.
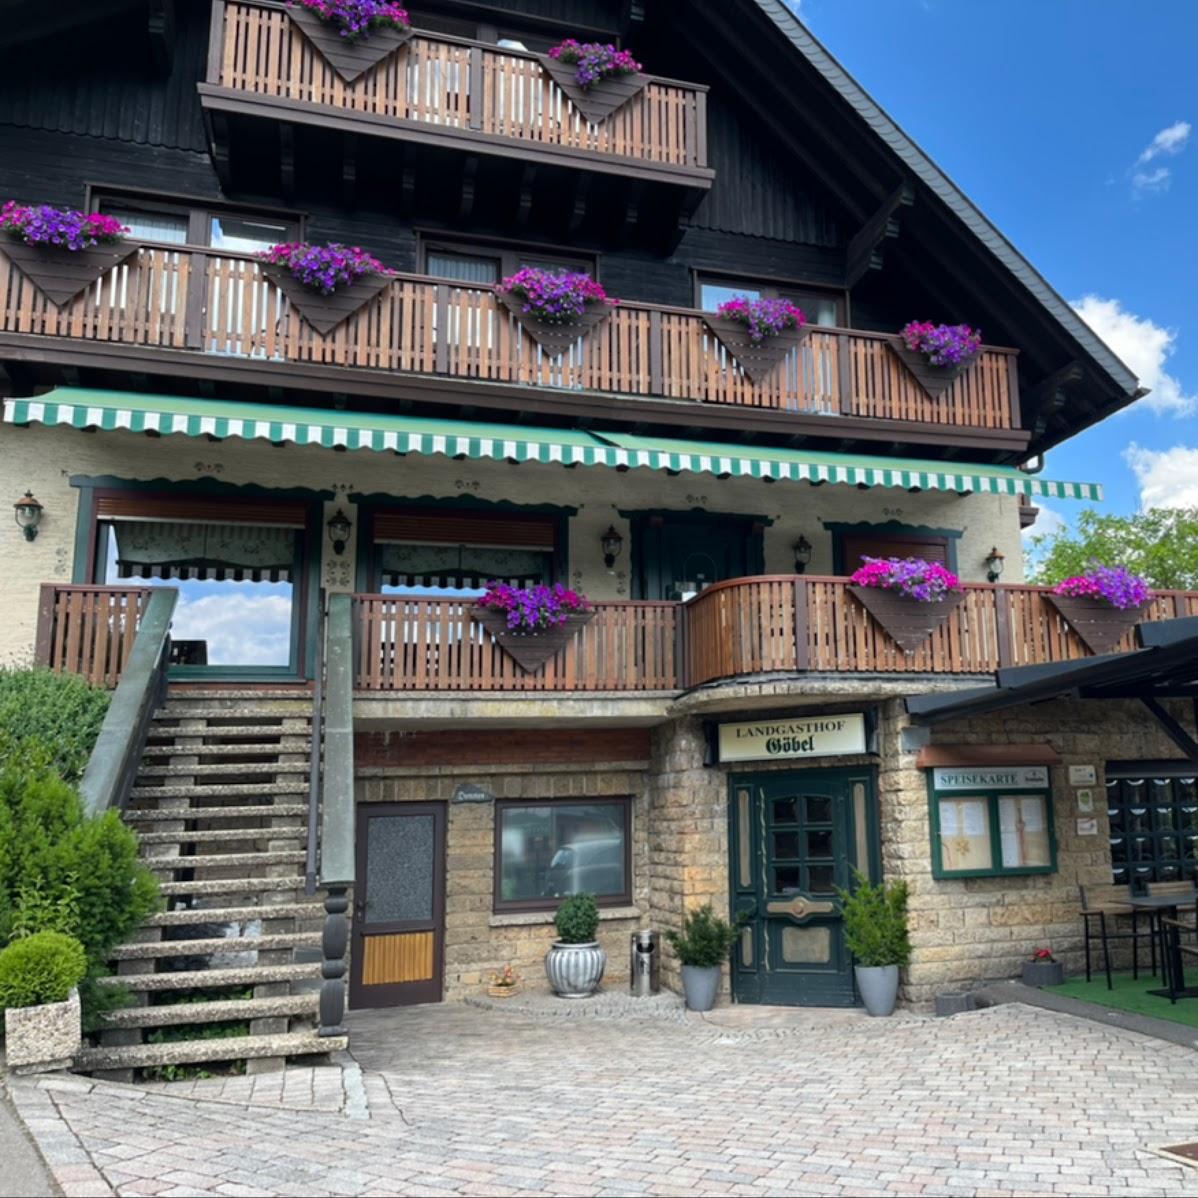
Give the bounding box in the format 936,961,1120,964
849,586,966,654
262,266,394,336
472,607,595,672
538,56,650,124
287,6,413,83
1044,594,1147,655
1,238,138,307
1021,960,1064,988
934,991,975,1017
703,315,809,384
889,340,979,400
495,289,614,359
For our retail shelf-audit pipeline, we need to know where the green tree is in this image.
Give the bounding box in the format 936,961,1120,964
1027,508,1198,590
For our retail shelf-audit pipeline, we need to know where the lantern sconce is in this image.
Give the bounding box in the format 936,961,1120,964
792,534,812,575
326,507,352,557
13,491,43,542
985,546,1005,583
600,524,624,569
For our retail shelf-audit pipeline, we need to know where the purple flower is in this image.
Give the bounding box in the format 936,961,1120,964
497,268,613,325
258,241,391,295
900,321,982,367
287,0,409,40
717,296,806,343
547,39,642,91
1,202,127,251
1054,564,1151,610
477,582,590,631
850,556,962,603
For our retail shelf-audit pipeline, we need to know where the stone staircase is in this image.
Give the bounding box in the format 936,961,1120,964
76,689,347,1079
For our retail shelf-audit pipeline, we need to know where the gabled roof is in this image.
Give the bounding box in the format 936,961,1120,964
750,0,1142,420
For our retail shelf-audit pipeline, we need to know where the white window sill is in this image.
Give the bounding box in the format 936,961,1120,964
489,905,642,928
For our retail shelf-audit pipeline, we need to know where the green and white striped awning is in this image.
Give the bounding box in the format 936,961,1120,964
4,388,1103,501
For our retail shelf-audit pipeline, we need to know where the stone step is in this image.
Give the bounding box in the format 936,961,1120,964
131,782,308,800
141,742,308,758
125,804,309,822
165,689,314,699
110,932,321,960
146,850,307,871
145,901,323,927
158,705,312,720
137,828,305,846
136,761,309,779
102,993,321,1030
98,962,321,991
158,877,309,898
76,1031,345,1073
148,721,310,738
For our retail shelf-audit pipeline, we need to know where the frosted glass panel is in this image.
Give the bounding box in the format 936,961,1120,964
365,814,434,925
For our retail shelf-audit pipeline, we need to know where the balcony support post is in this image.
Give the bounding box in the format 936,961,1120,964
434,284,450,374
995,588,1014,669
649,309,664,396
468,47,483,131
793,579,810,671
837,336,853,415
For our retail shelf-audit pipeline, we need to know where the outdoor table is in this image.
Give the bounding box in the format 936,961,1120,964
1125,893,1198,999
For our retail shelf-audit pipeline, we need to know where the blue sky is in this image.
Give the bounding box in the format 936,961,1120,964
791,0,1196,536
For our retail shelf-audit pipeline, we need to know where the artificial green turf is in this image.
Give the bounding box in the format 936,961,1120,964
1050,970,1198,1029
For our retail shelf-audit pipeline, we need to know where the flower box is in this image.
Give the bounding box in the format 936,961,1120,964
4,987,81,1075
1045,594,1147,655
494,287,613,358
287,4,412,83
850,585,966,654
889,339,978,400
539,55,649,124
262,264,394,335
703,314,809,384
1,239,138,307
473,606,594,672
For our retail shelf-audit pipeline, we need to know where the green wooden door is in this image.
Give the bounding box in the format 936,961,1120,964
729,769,876,1006
632,514,763,600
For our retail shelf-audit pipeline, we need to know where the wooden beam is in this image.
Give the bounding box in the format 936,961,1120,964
279,124,296,203
146,0,176,74
207,111,232,190
459,156,479,221
568,174,592,237
1141,697,1198,764
845,182,914,288
342,134,358,209
516,164,536,227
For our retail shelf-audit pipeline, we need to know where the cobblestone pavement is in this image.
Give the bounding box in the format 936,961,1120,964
8,1000,1198,1197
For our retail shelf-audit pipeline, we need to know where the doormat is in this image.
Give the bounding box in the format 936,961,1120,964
1154,1144,1198,1170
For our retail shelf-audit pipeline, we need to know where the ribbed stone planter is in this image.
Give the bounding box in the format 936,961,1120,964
1,238,138,306
538,57,650,124
680,965,721,1012
1044,594,1147,655
889,340,978,400
1021,959,1064,988
850,586,965,654
472,607,594,672
855,965,899,1017
261,266,394,336
545,941,606,998
494,290,613,359
703,315,809,384
4,988,81,1074
287,6,413,83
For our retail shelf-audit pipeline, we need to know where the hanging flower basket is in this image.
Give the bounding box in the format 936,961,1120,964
286,1,413,83
0,202,135,307
705,297,808,384
495,268,615,359
849,556,965,654
473,582,594,673
890,321,982,400
1045,565,1152,654
259,242,394,335
540,39,648,124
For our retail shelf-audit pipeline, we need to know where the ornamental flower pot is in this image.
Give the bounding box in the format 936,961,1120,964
1021,959,1064,988
849,585,966,654
1044,594,1147,655
889,339,978,400
680,964,722,1012
262,265,394,335
855,964,899,1016
538,55,650,124
472,606,595,672
1,238,138,307
545,941,606,998
287,5,413,83
3,987,81,1075
703,315,809,384
494,289,613,359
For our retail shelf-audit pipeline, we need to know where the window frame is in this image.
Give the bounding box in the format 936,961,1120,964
928,778,1058,880
493,796,634,913
417,231,597,284
694,272,847,327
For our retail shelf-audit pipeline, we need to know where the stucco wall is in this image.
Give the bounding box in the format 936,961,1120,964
0,420,1025,664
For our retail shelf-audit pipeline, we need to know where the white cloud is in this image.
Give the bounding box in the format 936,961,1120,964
1137,120,1191,164
1071,295,1196,416
1132,167,1172,193
173,592,293,665
1125,444,1198,510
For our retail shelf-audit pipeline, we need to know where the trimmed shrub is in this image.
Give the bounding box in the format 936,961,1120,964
836,870,911,968
0,931,87,1010
665,903,742,968
554,893,600,943
0,668,110,782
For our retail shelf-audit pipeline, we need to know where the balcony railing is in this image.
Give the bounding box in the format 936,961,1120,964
35,580,1198,692
0,246,1020,432
207,0,709,173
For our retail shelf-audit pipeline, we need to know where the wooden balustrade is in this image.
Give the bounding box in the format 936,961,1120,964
33,584,151,688
0,246,1019,431
213,0,707,169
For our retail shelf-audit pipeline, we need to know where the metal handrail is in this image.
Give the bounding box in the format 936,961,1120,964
304,590,326,895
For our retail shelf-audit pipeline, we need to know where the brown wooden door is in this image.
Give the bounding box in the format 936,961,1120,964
350,802,446,1009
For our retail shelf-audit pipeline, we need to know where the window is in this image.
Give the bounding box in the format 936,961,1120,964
1107,771,1198,888
495,798,632,911
928,766,1056,879
95,192,299,250
421,236,593,283
209,214,293,255
840,533,951,573
697,276,843,328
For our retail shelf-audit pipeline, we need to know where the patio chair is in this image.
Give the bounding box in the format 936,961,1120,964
1146,880,1198,995
1160,917,1198,1003
1079,884,1153,990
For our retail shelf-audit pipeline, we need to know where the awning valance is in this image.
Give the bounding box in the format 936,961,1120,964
5,388,1102,501
111,520,296,582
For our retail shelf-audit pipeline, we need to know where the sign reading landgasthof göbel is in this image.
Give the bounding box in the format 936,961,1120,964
717,713,867,763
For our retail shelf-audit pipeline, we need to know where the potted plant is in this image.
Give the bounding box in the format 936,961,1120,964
495,267,616,357
258,241,395,335
848,556,966,653
1046,564,1152,654
892,320,983,399
664,903,742,1012
540,39,647,124
0,931,87,1074
836,871,911,1017
545,893,606,998
472,581,593,672
1021,947,1064,988
285,0,413,83
0,201,135,307
704,296,808,384
488,963,521,999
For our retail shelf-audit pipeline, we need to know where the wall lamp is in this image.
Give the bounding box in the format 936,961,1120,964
601,524,624,569
13,491,43,542
327,508,352,556
792,535,812,574
985,546,1006,583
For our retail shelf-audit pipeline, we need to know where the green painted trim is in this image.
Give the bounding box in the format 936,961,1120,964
320,592,355,887
824,519,965,575
927,774,1059,879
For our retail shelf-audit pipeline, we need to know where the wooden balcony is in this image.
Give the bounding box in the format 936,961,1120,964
36,580,1198,694
0,246,1026,452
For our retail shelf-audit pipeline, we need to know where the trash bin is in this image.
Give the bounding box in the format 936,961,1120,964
630,930,659,996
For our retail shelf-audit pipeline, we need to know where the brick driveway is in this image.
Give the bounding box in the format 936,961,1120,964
8,1000,1198,1196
